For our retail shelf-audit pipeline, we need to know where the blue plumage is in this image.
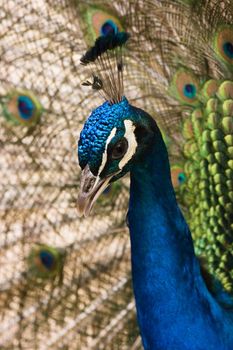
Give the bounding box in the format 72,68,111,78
77,28,233,348
77,97,233,349
78,97,135,174
128,120,233,349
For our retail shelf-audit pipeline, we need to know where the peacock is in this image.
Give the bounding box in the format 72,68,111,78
77,30,233,349
0,0,233,349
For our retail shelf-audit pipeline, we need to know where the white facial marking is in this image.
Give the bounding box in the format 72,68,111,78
97,127,117,177
119,120,138,169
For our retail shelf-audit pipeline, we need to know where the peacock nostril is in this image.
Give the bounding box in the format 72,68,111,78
83,177,95,193
79,165,98,194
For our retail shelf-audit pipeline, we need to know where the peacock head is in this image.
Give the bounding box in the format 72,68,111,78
77,31,157,216
77,97,156,217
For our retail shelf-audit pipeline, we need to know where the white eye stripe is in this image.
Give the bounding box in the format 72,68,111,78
119,120,137,169
97,127,117,176
97,120,137,178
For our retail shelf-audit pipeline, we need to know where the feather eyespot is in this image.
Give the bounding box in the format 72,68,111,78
223,42,233,59
18,95,35,119
83,7,123,42
1,89,43,126
92,11,122,38
213,25,233,66
171,165,186,188
39,250,55,270
27,244,64,279
170,69,200,106
183,84,197,99
101,19,119,36
177,172,186,184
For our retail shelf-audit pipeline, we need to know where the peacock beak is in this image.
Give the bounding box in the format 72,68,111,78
77,164,115,217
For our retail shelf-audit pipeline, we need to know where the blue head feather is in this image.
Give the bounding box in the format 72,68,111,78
79,97,134,174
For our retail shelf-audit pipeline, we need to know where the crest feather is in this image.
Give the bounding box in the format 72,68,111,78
80,32,130,104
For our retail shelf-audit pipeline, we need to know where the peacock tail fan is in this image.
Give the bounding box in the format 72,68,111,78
0,1,142,349
0,0,232,349
103,0,233,293
75,0,233,294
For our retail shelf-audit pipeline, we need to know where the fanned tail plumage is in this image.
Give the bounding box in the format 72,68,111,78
0,0,232,348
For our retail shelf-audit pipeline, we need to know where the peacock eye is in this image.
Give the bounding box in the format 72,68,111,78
111,138,128,159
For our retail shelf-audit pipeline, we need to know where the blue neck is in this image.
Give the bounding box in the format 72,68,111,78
128,128,228,350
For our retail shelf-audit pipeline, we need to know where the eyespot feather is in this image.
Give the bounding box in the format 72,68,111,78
169,68,200,106
27,244,65,280
171,165,186,188
213,25,233,68
80,5,124,44
1,89,43,126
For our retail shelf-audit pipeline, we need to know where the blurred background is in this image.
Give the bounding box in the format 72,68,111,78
1,0,232,349
0,1,143,349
